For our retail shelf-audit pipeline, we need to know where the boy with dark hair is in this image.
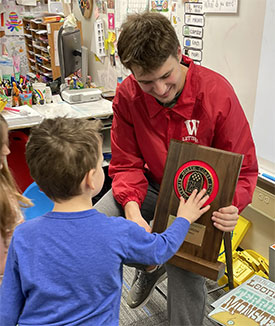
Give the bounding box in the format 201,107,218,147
95,12,258,326
0,117,210,325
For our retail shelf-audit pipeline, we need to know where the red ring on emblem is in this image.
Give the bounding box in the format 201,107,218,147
173,160,219,206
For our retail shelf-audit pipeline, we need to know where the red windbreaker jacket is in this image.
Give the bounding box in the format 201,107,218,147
109,56,258,213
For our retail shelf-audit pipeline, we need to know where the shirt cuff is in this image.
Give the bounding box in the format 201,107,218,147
121,196,142,209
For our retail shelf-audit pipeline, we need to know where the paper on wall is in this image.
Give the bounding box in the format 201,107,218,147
202,0,238,13
171,1,183,48
92,19,106,58
96,61,117,91
114,0,127,29
54,30,59,66
4,3,24,36
150,0,170,18
1,36,28,75
16,0,37,6
0,55,13,76
127,0,149,14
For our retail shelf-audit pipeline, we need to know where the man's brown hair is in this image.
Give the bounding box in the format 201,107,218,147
118,12,180,74
26,117,102,202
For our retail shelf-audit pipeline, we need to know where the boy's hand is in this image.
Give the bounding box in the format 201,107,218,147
176,189,210,224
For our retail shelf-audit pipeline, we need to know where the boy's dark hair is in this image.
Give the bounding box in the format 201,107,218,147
26,117,102,202
118,12,180,74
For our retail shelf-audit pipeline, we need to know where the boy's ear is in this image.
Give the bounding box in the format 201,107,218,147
85,168,96,190
177,46,182,62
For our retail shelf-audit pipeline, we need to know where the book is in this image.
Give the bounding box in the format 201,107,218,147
30,15,63,24
208,274,275,325
42,16,62,23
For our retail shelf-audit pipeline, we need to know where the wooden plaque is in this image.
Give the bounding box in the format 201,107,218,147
152,140,243,281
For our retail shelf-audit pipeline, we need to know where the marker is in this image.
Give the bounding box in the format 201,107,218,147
4,107,20,113
261,173,275,182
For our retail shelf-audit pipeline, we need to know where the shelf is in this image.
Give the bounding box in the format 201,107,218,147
23,19,82,81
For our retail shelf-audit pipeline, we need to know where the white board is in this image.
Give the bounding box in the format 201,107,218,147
252,0,275,174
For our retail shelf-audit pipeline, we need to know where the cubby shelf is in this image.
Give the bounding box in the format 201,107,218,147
23,19,82,81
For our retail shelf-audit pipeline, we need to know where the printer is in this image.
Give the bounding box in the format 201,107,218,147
61,88,102,104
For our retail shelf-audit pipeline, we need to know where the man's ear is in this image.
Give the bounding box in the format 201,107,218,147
85,168,96,190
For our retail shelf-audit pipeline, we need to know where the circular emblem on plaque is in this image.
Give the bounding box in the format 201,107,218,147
173,160,219,206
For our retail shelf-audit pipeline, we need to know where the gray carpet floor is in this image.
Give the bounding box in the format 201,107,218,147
119,265,225,326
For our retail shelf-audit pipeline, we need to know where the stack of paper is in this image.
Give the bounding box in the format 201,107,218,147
33,102,81,119
33,98,113,120
71,98,113,118
2,105,43,129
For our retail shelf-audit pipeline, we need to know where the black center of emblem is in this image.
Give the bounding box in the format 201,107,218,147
176,165,213,200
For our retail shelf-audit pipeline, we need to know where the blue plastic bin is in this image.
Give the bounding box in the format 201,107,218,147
22,182,54,220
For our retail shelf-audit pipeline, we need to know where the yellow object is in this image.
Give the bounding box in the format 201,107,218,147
256,270,268,279
217,216,269,290
238,251,260,271
105,32,116,55
218,249,269,290
232,253,255,285
218,215,251,263
94,54,103,63
107,31,116,43
0,98,7,112
246,249,269,274
210,311,258,326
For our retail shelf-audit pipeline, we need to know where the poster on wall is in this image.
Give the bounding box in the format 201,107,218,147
127,0,149,14
115,0,149,29
150,0,170,16
171,1,183,48
94,1,107,20
114,0,126,29
202,0,238,13
0,35,28,75
4,3,24,36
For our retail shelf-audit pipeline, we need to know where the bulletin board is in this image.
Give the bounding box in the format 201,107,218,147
0,0,39,78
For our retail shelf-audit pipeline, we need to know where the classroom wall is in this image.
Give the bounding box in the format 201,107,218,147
72,0,118,91
201,0,275,177
252,0,275,174
74,0,275,175
202,0,266,127
74,0,267,127
72,0,97,84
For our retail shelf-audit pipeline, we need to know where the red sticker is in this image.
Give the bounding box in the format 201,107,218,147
174,160,219,206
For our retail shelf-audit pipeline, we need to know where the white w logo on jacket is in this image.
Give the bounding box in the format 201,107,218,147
184,120,200,136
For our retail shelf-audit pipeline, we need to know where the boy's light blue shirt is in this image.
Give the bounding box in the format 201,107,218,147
0,209,190,325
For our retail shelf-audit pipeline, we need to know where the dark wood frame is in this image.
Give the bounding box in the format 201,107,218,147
152,140,243,281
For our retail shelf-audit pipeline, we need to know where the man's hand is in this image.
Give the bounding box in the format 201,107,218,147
124,201,152,232
211,205,239,232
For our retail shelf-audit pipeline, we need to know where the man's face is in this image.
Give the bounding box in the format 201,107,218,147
132,49,185,104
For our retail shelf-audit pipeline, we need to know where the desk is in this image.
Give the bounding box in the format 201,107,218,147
4,97,113,130
34,98,113,120
4,97,113,155
4,98,113,189
34,99,113,160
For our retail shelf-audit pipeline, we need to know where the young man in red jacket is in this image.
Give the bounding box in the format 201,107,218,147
95,12,258,325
